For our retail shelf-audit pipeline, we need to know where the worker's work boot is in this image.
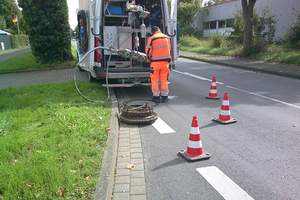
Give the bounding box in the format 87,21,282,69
161,97,168,103
152,96,160,103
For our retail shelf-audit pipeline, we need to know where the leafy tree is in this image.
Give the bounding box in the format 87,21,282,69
241,0,257,55
0,0,20,31
178,0,202,27
18,14,29,35
0,15,6,29
18,0,73,64
177,0,203,36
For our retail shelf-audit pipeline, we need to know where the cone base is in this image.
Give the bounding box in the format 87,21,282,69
179,149,211,161
213,117,237,124
206,95,220,100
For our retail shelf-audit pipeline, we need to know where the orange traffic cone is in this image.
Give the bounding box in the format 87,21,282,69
179,116,211,161
213,92,237,124
206,77,220,99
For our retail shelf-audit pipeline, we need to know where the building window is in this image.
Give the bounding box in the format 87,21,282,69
210,21,216,29
203,22,209,29
219,20,226,28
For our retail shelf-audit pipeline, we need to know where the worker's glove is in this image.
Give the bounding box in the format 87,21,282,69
169,61,176,70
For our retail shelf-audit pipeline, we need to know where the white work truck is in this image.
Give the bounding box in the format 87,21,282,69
75,0,178,87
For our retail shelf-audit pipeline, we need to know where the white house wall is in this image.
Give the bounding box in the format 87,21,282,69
194,0,300,39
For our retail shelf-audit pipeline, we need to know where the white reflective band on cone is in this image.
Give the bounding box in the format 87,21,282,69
210,90,217,93
212,82,216,86
221,110,231,115
190,127,199,135
188,140,202,148
222,100,229,105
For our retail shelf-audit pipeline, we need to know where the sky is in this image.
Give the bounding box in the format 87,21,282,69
67,0,79,30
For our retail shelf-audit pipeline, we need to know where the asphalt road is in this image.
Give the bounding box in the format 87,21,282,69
115,57,300,200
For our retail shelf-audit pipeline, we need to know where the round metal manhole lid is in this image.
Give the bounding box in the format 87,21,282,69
120,99,158,124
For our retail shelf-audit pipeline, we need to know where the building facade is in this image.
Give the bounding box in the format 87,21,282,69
194,0,300,39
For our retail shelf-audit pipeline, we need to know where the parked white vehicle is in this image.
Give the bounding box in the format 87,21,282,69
75,0,178,87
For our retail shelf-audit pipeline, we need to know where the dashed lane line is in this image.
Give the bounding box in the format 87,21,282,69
197,166,254,200
152,117,176,134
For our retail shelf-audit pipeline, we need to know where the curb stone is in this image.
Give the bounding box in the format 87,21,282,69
94,88,119,200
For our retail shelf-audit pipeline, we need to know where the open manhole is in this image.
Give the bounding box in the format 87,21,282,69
120,99,158,124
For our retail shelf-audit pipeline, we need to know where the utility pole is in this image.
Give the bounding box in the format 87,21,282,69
17,15,20,35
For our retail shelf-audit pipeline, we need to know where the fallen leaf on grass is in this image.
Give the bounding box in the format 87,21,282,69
78,158,83,162
85,176,90,180
126,164,134,169
91,160,97,164
26,183,34,187
99,116,103,120
106,128,111,131
60,103,63,106
34,193,40,198
56,187,67,197
70,170,78,173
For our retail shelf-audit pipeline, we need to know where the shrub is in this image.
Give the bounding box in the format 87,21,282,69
179,35,201,48
19,0,73,64
229,5,277,55
209,34,223,48
10,35,29,49
285,12,300,49
180,25,202,39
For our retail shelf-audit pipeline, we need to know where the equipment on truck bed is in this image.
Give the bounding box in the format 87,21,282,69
74,0,178,88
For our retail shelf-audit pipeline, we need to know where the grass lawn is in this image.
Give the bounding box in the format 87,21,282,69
0,81,111,199
0,46,77,72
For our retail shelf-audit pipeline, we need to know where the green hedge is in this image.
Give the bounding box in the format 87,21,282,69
11,35,29,49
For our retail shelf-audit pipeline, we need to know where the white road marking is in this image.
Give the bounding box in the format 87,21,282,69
174,70,224,84
197,166,254,200
152,117,175,134
226,85,300,109
174,70,300,110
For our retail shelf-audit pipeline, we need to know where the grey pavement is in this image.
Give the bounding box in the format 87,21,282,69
0,47,31,63
1,47,299,200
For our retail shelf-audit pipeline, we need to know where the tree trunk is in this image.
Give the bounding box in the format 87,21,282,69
242,0,257,55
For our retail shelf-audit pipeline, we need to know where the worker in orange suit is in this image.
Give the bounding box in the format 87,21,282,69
145,26,171,103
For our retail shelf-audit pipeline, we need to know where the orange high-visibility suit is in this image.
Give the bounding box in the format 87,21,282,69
145,29,171,102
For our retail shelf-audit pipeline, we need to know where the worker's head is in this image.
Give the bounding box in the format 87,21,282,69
151,26,160,35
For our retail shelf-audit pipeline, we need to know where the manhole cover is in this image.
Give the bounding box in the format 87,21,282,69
120,99,158,124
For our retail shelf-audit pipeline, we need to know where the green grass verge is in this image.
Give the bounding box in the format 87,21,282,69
179,35,300,66
0,81,111,199
0,46,77,72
